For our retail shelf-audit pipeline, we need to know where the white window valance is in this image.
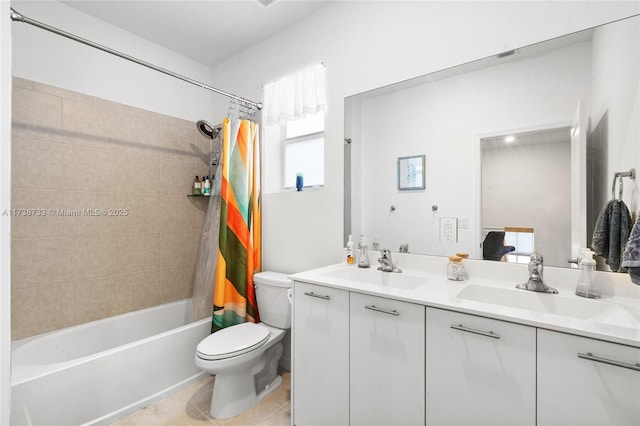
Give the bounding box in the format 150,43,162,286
263,63,326,126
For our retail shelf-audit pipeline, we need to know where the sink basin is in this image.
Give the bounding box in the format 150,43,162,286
456,285,619,320
597,305,640,328
323,267,427,290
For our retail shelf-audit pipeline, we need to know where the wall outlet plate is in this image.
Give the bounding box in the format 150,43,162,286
440,218,458,242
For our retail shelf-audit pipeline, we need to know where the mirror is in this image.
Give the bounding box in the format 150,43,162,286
345,15,639,269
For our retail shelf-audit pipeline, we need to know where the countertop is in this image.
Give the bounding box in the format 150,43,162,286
290,261,640,348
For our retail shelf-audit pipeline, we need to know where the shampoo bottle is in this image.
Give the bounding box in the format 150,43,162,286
203,176,211,196
193,176,201,195
346,235,355,265
575,249,599,298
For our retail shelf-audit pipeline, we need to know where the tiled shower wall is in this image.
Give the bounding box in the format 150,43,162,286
11,77,210,340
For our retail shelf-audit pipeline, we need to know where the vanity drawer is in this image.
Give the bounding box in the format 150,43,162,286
425,308,536,426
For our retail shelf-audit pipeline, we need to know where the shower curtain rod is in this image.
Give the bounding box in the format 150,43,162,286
10,8,263,110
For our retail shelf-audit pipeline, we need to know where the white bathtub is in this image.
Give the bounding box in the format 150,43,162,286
11,299,211,426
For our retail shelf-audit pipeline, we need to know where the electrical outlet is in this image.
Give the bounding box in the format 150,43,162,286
440,218,458,242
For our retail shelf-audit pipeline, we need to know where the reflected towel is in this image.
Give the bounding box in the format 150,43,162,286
622,215,640,285
592,199,633,272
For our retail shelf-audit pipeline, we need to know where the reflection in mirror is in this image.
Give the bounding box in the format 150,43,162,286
481,128,571,267
345,15,639,271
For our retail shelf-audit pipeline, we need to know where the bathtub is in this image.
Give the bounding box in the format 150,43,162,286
11,299,211,426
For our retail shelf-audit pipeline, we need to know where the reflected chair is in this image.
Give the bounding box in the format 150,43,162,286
482,231,516,261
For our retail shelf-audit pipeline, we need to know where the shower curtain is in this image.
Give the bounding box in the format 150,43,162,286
191,130,223,322
212,118,262,332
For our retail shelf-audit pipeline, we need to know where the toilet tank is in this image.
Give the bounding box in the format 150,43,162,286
254,271,292,329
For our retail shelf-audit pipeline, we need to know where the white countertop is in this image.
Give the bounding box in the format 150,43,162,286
290,260,640,348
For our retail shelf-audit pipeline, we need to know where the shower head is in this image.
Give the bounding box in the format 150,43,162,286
196,120,218,139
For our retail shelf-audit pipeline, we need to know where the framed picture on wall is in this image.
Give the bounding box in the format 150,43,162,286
397,155,425,190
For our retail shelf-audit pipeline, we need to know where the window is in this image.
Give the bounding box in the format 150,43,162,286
282,111,324,188
504,227,534,264
263,63,326,193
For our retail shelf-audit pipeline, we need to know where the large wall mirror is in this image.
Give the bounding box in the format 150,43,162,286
345,15,639,270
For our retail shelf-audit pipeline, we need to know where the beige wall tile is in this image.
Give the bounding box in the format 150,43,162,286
34,80,95,103
61,234,121,282
12,79,206,339
11,237,64,290
12,77,32,90
116,232,166,275
12,137,63,190
12,87,63,142
12,284,66,340
11,189,64,239
61,276,121,327
61,143,122,192
60,191,120,236
161,231,200,268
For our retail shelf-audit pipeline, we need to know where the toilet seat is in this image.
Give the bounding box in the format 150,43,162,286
196,322,270,361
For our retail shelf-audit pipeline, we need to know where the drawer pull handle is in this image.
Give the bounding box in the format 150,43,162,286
578,352,640,372
303,291,331,300
450,324,500,339
365,305,399,316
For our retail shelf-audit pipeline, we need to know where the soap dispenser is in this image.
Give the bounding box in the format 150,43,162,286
575,249,599,298
358,237,371,268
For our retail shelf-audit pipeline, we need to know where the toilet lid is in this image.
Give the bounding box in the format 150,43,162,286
196,322,270,361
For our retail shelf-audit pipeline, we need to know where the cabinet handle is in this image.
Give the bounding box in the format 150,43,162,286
303,291,331,300
450,324,500,339
365,304,399,316
578,352,640,372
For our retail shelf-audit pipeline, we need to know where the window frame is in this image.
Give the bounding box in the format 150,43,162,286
280,120,325,190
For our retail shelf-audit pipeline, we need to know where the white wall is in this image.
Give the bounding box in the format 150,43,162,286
210,1,640,275
591,15,640,216
1,4,12,424
483,140,572,266
11,1,216,122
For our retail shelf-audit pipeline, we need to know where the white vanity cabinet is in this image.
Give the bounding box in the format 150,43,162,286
425,308,536,426
537,329,640,426
292,281,350,426
349,292,425,426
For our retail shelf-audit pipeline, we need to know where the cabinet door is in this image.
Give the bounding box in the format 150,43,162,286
292,281,349,426
350,292,425,426
425,308,536,426
538,329,640,426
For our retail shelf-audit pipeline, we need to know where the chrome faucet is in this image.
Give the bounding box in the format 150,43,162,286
377,249,402,273
515,252,558,294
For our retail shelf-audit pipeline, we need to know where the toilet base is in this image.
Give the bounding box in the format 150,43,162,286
209,373,283,419
208,342,284,419
257,374,282,402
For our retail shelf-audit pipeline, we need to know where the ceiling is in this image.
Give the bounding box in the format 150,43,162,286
58,0,331,68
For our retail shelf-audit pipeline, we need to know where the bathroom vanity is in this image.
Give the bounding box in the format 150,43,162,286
289,255,640,426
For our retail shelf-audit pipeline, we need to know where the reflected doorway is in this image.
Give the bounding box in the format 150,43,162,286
481,127,572,267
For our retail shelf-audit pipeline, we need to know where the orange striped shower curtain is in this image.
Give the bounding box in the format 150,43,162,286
212,118,261,332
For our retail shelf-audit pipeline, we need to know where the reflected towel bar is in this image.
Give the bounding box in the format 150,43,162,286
611,168,636,201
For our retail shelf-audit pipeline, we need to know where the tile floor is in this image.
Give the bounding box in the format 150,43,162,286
110,372,291,426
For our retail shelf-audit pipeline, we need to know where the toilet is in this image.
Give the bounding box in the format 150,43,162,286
195,271,292,419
